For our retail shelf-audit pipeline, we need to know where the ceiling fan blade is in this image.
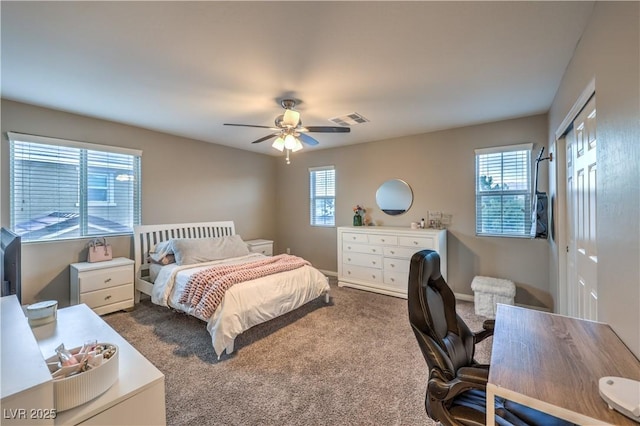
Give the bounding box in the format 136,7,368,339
224,123,276,129
297,133,319,146
304,126,351,133
251,133,279,144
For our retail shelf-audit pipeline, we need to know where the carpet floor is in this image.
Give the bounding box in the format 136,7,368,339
104,280,491,425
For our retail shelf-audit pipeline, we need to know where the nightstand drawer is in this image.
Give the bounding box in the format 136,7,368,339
79,265,133,293
80,283,133,309
250,244,273,256
246,239,274,256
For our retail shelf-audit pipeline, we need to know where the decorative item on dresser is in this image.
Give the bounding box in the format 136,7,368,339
337,226,447,299
245,239,274,256
70,257,135,315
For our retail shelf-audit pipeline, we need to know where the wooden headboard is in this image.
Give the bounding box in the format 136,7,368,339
133,221,235,299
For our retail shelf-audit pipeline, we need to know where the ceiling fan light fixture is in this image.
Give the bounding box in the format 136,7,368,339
284,134,297,150
292,138,304,152
282,109,300,127
272,136,285,151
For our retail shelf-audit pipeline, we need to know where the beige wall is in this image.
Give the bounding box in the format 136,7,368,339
1,99,277,306
275,114,553,309
548,2,640,357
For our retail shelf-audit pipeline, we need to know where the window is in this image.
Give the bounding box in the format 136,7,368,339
8,132,141,242
309,166,335,227
475,143,532,237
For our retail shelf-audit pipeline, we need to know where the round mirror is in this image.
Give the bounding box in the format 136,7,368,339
376,179,413,215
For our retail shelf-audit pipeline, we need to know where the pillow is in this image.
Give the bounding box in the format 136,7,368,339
148,240,174,264
149,253,175,265
171,235,250,266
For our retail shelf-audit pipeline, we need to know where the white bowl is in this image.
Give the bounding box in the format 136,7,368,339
45,343,119,412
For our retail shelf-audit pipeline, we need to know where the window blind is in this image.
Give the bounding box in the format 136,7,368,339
8,132,141,242
309,166,335,227
475,143,532,237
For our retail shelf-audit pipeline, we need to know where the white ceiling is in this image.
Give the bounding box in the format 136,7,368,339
1,1,594,156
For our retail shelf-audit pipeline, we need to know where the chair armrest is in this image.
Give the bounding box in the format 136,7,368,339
427,367,488,402
473,319,495,344
457,366,489,385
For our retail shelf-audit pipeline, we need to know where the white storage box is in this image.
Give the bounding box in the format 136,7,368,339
471,276,515,318
45,343,119,411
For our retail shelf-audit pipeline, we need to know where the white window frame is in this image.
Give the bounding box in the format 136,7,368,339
309,166,336,227
475,143,533,238
7,132,142,242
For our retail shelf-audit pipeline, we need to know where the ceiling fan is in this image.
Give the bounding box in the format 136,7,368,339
224,99,350,162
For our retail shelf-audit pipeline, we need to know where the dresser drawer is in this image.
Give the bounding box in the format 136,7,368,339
398,236,435,249
383,246,423,259
342,264,384,283
343,252,383,269
368,234,398,245
342,233,368,243
343,242,383,255
384,270,409,290
80,284,133,309
383,258,410,273
79,265,133,293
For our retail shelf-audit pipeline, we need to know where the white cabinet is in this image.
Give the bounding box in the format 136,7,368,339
32,304,166,425
1,296,166,425
70,258,134,315
245,239,274,256
337,226,447,298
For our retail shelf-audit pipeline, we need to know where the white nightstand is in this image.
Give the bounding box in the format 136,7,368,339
245,239,274,256
70,257,135,315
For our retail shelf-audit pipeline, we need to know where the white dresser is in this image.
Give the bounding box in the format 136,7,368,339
1,296,166,425
337,226,447,298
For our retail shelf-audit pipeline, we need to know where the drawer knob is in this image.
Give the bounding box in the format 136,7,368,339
348,246,352,249
391,278,395,282
390,250,395,254
372,249,376,252
381,239,385,242
352,236,356,240
104,278,112,283
347,271,351,275
413,241,418,245
348,258,351,261
390,264,395,267
372,261,376,265
372,275,376,279
105,295,112,300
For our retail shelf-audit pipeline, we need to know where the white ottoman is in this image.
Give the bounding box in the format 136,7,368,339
470,276,516,318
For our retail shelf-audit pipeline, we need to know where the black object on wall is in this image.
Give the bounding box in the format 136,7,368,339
531,148,552,239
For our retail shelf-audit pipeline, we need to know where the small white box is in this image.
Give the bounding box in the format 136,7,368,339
26,300,58,327
471,276,515,318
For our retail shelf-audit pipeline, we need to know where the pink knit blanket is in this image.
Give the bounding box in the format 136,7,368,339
179,254,310,319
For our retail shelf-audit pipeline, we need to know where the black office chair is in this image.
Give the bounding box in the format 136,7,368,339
408,249,573,426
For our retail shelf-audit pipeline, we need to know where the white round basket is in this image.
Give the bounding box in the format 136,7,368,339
45,343,119,412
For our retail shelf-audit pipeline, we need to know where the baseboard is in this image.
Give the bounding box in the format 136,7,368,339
320,270,338,278
455,293,475,302
455,292,551,312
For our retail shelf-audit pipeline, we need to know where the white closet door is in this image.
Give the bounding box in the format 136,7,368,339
566,95,597,321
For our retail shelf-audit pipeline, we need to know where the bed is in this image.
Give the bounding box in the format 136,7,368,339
133,221,330,357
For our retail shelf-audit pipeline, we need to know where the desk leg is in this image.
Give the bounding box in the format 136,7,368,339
486,385,496,426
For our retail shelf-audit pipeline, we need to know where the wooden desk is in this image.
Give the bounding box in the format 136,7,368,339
487,304,640,425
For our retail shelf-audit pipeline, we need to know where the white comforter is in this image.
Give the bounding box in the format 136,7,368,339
151,253,330,356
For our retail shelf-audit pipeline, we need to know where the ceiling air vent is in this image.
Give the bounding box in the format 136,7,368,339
329,112,369,127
